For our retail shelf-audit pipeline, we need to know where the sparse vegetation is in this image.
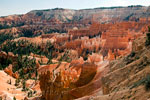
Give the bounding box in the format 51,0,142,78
36,11,43,16
131,74,150,91
0,56,12,70
1,40,54,82
13,55,37,79
0,22,24,30
125,51,136,64
94,6,124,10
0,33,14,45
2,40,54,58
20,28,34,37
59,51,70,62
22,80,27,91
145,26,150,46
145,74,150,91
7,79,12,85
129,51,136,58
130,78,145,89
46,29,67,34
15,79,20,86
0,24,11,29
28,90,33,97
33,90,37,94
13,96,16,100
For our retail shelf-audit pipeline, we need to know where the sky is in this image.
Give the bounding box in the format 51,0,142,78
0,0,150,16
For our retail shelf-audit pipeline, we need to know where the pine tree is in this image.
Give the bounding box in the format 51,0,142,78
22,81,26,91
145,27,150,46
35,69,38,80
15,79,20,86
13,96,16,100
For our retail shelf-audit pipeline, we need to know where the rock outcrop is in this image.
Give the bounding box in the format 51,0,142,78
1,6,150,36
1,5,150,100
38,61,109,100
88,35,150,100
0,71,26,100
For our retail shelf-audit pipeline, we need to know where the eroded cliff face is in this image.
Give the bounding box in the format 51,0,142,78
48,21,148,61
1,6,150,36
0,71,26,100
36,20,150,100
93,35,150,100
1,6,150,100
9,20,148,62
39,61,109,100
39,61,81,100
2,6,150,24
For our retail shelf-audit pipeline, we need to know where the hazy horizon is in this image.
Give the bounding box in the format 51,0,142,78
0,0,150,17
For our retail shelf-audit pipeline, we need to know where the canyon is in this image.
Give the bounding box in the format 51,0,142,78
0,5,150,100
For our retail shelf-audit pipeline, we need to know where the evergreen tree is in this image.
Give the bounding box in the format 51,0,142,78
13,96,16,100
146,26,150,46
22,81,26,91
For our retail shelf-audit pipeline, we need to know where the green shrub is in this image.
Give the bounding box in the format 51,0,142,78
15,79,20,86
145,26,150,46
28,90,33,97
2,40,54,58
36,11,43,16
145,74,150,91
131,74,150,91
145,32,150,46
0,33,14,45
129,51,136,57
0,24,11,29
20,28,34,37
0,22,24,30
13,96,16,100
22,81,27,91
14,55,36,79
0,56,12,70
1,40,54,79
58,51,70,62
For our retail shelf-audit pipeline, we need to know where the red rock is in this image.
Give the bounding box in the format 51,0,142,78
87,53,103,63
39,61,99,100
4,64,13,77
12,72,19,79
